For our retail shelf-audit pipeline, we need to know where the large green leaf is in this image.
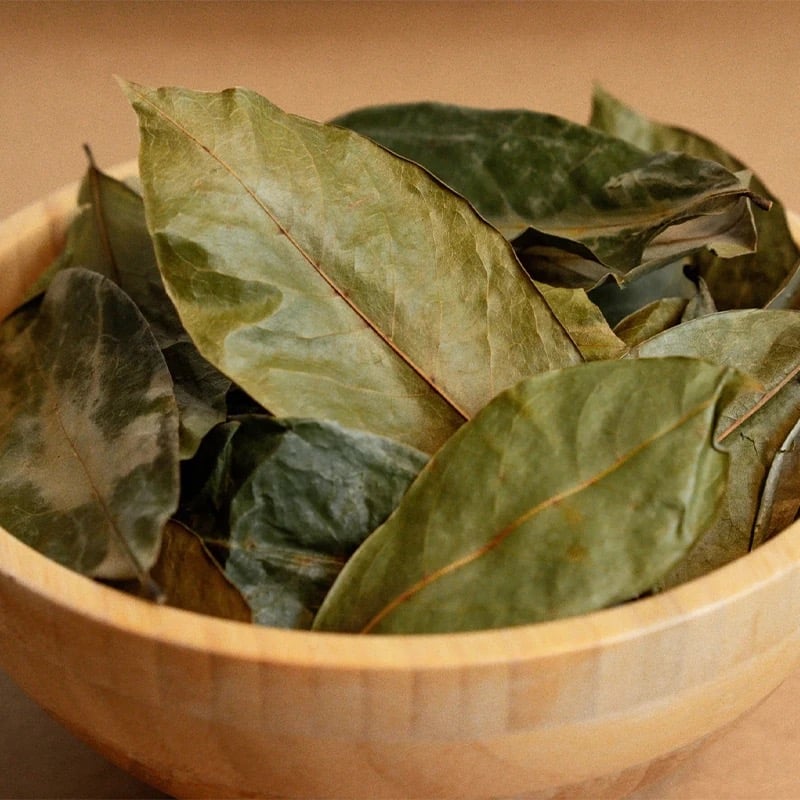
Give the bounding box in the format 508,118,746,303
332,101,761,290
31,154,230,458
122,81,581,454
178,416,427,628
590,86,800,308
0,268,180,582
630,310,800,586
313,358,746,634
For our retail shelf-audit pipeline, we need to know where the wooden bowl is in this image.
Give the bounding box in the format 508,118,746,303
2,168,800,800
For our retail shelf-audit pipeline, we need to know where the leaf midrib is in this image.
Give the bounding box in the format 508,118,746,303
360,393,718,632
32,328,161,598
131,86,471,424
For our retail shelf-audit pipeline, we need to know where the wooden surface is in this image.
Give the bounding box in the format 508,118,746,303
2,2,800,798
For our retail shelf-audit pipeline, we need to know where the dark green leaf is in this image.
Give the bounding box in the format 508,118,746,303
179,416,427,628
333,101,761,290
590,85,800,308
313,358,746,634
0,268,180,581
630,310,800,586
122,82,581,454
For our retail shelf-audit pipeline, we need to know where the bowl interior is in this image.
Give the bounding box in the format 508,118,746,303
1,175,800,667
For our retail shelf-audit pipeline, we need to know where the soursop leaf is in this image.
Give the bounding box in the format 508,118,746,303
590,85,799,309
178,416,427,628
313,358,747,634
630,309,800,586
0,268,180,582
33,151,230,458
122,81,581,454
333,101,762,290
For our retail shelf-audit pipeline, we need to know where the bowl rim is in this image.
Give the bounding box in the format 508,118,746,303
2,164,800,673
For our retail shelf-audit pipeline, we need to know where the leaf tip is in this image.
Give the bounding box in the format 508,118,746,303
115,75,145,103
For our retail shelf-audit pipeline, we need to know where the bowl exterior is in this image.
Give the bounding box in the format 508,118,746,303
2,181,800,799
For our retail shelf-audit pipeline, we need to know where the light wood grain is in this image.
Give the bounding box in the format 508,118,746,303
1,185,800,799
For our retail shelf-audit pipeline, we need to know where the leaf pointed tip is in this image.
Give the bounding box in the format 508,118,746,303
115,76,149,103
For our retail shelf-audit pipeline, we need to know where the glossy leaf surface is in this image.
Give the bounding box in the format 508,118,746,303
590,86,800,308
123,82,581,453
0,268,180,580
333,101,760,289
631,310,800,585
179,416,427,628
313,358,745,634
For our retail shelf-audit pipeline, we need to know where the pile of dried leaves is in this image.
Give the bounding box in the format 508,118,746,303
1,82,798,634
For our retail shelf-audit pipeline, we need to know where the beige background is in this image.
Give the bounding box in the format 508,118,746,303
2,1,800,797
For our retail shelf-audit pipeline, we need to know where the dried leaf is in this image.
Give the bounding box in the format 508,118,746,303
631,310,800,586
313,358,747,634
751,417,800,548
536,283,628,360
122,82,581,454
613,298,688,348
590,85,800,308
0,268,180,581
333,101,761,290
179,416,427,628
34,154,230,458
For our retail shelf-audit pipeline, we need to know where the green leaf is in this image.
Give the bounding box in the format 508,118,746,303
179,416,427,628
332,101,761,290
121,82,581,454
613,298,688,348
149,520,252,622
34,153,230,458
590,85,800,309
0,268,180,582
313,358,746,634
630,310,800,586
536,283,628,360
